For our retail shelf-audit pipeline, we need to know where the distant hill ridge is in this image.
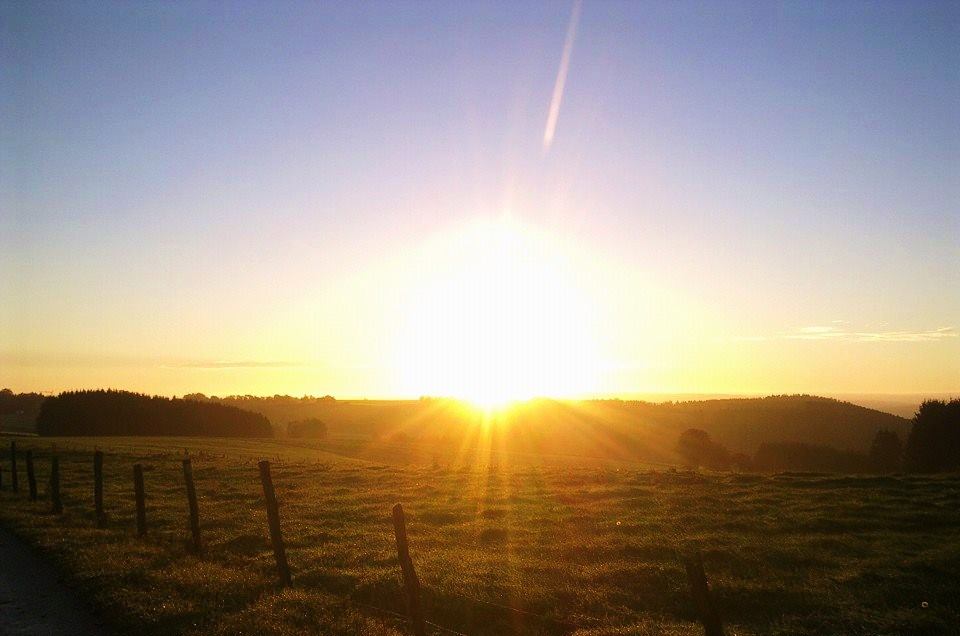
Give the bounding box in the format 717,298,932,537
616,394,911,453
186,392,909,457
2,389,909,460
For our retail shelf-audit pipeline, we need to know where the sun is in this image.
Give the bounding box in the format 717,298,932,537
392,216,600,407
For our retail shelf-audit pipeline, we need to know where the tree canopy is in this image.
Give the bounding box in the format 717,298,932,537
904,399,960,473
675,428,731,469
869,429,903,473
37,389,272,438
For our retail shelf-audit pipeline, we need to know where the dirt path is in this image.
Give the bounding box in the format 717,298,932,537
0,526,109,635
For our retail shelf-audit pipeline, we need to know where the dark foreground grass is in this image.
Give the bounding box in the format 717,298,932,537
0,436,958,636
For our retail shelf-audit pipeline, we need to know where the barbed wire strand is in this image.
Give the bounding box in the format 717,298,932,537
355,601,469,636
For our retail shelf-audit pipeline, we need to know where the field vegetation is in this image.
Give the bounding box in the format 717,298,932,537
7,389,929,475
185,394,911,456
1,434,957,636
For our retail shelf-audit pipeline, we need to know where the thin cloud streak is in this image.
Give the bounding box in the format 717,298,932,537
543,0,582,151
164,360,300,369
735,326,957,343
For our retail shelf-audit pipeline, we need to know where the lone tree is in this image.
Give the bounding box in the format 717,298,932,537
869,429,903,473
676,428,731,470
904,399,960,473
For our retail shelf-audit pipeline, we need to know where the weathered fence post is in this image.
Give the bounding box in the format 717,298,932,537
94,450,105,527
258,460,291,586
10,441,18,492
50,456,63,514
685,550,725,636
133,464,147,537
392,503,426,636
26,450,37,501
182,457,202,554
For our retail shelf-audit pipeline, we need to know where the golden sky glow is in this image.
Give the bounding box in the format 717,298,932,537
4,208,957,400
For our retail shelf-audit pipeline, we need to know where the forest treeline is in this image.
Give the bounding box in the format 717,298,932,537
183,393,336,427
35,390,272,438
0,388,45,433
3,389,957,472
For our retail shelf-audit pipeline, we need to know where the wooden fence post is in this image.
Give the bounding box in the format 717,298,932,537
182,457,202,554
685,551,725,636
133,464,147,537
94,450,105,527
392,503,426,636
258,460,291,586
26,450,37,501
10,441,18,492
50,456,63,514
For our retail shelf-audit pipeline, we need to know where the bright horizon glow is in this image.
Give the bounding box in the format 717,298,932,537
392,216,602,408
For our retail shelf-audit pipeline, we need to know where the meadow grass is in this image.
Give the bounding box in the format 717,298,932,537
0,435,957,635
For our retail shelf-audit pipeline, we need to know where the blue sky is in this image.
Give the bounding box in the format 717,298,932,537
2,1,958,397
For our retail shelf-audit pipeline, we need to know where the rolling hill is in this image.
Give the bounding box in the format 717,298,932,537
188,393,910,464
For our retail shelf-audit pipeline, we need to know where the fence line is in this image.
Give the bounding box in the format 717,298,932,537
10,441,18,492
182,456,202,554
50,455,62,514
258,460,291,587
354,600,470,636
0,441,726,636
392,502,427,635
26,450,37,501
133,463,147,536
94,450,106,527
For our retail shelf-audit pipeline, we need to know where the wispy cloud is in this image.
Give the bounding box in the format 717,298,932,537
163,360,300,369
844,327,956,342
797,326,838,335
738,326,958,343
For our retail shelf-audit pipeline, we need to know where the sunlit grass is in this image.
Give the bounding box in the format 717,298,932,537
1,435,958,635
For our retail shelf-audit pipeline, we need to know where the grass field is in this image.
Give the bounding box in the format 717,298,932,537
0,435,958,636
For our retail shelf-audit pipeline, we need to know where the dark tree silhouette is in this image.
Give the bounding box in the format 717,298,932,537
287,418,328,439
183,393,337,427
37,389,272,438
675,428,731,469
904,399,960,473
0,388,46,432
869,429,903,473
